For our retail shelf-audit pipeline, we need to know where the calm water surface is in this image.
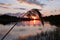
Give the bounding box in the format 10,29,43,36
0,20,57,40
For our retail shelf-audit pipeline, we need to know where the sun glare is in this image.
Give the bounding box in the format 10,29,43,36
31,16,36,19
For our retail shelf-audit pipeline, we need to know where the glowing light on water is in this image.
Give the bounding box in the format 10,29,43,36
29,20,41,25
34,20,35,24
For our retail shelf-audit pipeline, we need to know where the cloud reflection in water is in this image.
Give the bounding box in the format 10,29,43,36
0,20,57,40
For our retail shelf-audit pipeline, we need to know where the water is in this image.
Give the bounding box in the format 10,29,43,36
0,20,59,40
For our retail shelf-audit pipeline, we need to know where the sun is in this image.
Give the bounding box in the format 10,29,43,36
31,16,37,19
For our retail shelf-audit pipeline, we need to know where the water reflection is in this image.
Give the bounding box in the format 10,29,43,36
0,20,59,40
30,20,41,25
18,20,42,26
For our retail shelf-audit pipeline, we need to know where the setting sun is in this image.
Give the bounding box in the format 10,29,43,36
31,16,37,19
31,16,39,20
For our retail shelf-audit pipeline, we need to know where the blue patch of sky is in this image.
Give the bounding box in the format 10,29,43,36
38,0,60,10
0,0,17,5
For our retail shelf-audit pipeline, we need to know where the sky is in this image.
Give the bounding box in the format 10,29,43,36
0,0,60,16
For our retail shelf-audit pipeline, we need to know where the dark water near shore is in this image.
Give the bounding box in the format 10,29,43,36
0,20,60,40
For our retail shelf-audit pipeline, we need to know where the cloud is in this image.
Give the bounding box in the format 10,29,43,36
0,3,12,9
0,8,27,14
0,3,12,6
49,0,55,1
0,6,9,9
0,3,27,13
17,0,43,9
0,1,42,13
14,8,26,10
18,0,40,5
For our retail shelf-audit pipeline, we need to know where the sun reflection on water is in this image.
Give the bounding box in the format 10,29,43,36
18,20,41,26
30,20,41,25
18,20,42,26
